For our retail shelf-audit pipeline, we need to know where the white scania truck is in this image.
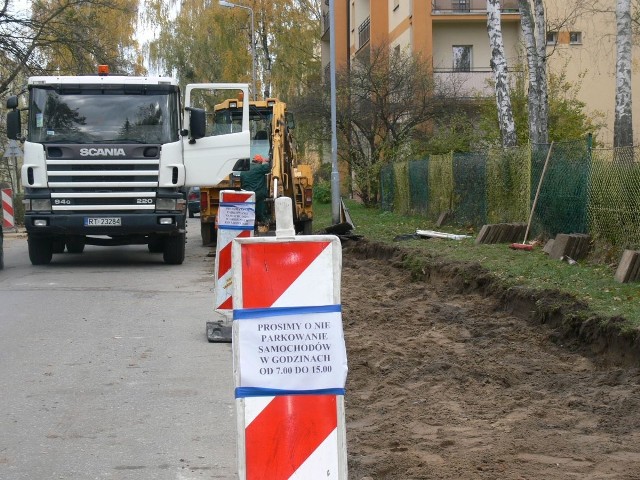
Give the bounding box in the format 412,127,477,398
5,69,250,265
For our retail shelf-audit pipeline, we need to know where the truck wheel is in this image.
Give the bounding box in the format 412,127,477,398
189,210,195,218
52,238,66,254
28,235,53,265
66,237,85,254
201,222,217,246
163,233,185,265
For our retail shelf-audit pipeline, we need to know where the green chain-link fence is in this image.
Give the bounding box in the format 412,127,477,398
486,145,530,224
380,138,640,250
453,151,488,227
531,141,590,238
588,147,640,250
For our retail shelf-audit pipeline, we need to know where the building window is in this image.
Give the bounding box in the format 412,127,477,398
570,31,582,44
546,31,558,45
453,45,472,72
358,17,370,49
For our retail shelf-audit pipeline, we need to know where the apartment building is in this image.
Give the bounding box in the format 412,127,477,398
321,0,640,146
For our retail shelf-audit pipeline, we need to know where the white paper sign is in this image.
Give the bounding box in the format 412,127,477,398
236,306,348,393
218,202,255,228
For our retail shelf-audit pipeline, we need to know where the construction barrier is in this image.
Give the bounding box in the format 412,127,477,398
2,188,15,231
208,190,256,343
232,197,348,479
215,190,256,311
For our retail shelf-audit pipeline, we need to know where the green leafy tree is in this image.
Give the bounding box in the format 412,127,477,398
1,0,142,95
478,67,603,146
144,0,249,86
144,0,321,99
250,0,321,99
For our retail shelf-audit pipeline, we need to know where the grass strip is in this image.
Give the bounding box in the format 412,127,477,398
314,199,640,330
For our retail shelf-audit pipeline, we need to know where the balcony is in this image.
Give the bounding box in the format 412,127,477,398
433,68,494,97
432,0,519,14
358,17,370,50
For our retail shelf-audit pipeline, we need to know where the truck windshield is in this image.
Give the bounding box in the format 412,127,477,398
27,86,180,144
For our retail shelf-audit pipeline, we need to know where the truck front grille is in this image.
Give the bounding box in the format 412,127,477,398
45,144,161,212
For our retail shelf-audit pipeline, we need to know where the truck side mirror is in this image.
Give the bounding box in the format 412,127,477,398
188,107,206,142
6,110,21,140
6,95,21,140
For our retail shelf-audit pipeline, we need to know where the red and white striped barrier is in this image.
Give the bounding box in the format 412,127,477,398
2,188,15,230
214,190,256,312
231,197,348,479
208,190,256,343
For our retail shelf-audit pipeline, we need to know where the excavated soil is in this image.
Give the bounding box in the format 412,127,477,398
341,240,640,479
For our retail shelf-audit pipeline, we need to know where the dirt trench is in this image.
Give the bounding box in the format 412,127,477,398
341,240,640,480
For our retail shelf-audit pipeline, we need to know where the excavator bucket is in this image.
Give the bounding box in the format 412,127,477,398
324,199,356,236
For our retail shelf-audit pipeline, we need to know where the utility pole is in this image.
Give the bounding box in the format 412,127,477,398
329,0,340,224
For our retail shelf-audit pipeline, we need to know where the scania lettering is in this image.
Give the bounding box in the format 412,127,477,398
80,148,127,157
5,70,250,265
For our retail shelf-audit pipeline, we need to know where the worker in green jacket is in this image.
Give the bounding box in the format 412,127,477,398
240,154,270,223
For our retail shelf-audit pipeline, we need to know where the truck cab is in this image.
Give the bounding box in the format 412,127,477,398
6,72,250,265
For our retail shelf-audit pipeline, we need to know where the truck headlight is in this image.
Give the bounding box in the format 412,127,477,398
30,199,52,211
156,198,177,210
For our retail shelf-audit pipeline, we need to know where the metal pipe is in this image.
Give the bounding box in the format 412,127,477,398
329,0,340,224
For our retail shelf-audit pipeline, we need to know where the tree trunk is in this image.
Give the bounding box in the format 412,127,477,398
487,0,517,147
614,0,633,148
533,0,548,145
518,0,548,146
519,0,540,144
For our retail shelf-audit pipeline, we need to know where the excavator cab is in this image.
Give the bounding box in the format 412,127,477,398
198,97,313,245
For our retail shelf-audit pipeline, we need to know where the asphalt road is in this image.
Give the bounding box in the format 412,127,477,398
0,217,237,479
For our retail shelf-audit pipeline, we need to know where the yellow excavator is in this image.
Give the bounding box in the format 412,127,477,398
198,95,314,245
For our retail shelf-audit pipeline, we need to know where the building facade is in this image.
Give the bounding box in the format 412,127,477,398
321,0,640,146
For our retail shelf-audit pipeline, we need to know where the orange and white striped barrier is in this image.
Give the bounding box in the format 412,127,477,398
231,197,348,479
208,190,255,343
2,188,15,231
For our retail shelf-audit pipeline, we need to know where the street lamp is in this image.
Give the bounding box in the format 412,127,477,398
219,0,256,100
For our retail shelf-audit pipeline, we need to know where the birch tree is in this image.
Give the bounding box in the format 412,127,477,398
487,0,517,147
614,0,633,148
519,0,549,145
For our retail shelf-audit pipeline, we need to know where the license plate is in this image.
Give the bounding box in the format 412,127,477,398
84,217,122,226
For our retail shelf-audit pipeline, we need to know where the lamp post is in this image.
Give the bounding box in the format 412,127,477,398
219,0,256,100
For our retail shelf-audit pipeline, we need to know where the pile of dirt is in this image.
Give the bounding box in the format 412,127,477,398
341,240,640,479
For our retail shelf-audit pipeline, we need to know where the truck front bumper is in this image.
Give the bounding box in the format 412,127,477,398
24,212,186,236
